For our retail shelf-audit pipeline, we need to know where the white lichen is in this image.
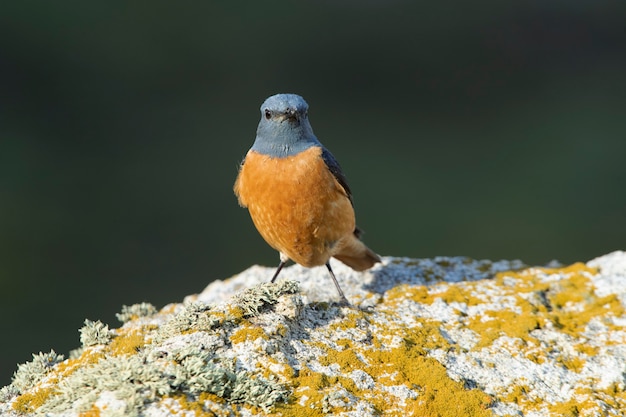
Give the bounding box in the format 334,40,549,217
11,350,64,393
79,319,113,347
116,302,158,323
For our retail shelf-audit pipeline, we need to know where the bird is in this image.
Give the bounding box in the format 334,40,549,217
233,93,380,303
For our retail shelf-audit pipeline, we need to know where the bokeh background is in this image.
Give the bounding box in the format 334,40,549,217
1,1,624,385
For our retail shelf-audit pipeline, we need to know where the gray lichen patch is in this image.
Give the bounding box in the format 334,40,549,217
79,319,113,347
116,302,158,323
10,351,64,393
37,352,170,416
0,385,19,403
0,281,302,416
232,279,300,317
155,301,219,341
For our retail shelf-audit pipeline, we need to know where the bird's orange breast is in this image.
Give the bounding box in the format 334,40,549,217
234,146,355,267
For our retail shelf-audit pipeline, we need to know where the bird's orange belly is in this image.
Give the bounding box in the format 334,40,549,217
234,146,355,267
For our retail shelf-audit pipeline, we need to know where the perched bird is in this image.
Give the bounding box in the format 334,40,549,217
234,93,380,303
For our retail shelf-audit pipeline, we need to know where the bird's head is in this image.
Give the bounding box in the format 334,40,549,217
261,93,309,124
252,93,320,157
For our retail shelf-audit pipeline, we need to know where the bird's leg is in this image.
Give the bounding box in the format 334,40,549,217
270,252,289,282
270,253,290,283
325,262,350,305
270,260,287,283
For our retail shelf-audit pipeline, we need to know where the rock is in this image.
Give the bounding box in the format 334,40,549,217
1,252,625,416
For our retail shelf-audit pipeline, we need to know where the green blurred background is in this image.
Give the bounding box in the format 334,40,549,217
1,1,624,385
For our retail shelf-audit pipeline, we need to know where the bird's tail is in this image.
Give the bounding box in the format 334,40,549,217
333,232,381,271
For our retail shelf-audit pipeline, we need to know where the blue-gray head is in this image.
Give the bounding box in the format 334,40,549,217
251,93,322,157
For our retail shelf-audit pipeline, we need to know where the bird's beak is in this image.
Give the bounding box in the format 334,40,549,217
284,109,299,121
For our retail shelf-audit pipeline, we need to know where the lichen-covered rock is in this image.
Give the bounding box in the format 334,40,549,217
1,252,625,416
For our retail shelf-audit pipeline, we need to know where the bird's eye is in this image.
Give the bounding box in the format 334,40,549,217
264,109,271,120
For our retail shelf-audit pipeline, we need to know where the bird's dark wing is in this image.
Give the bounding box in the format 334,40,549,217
321,147,354,206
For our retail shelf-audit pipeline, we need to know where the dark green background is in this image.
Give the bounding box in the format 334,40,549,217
1,1,624,385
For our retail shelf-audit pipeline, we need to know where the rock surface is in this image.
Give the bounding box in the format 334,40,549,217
1,252,626,416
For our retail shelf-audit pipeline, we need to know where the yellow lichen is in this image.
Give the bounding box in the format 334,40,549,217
273,323,288,337
596,384,626,410
499,383,544,411
500,384,530,405
277,310,491,417
257,355,296,381
550,293,625,336
56,349,105,378
524,350,546,365
386,284,430,305
226,306,246,322
574,343,598,356
436,284,484,306
279,366,332,417
210,311,226,324
79,404,101,417
361,341,493,417
12,387,58,413
546,400,581,417
107,329,147,356
198,392,226,404
318,343,363,371
461,262,622,349
522,263,597,279
331,309,368,331
229,325,268,344
557,354,586,373
468,308,542,348
277,264,607,415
